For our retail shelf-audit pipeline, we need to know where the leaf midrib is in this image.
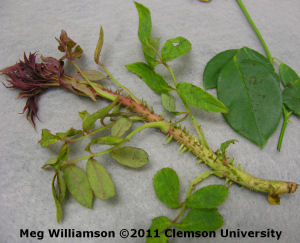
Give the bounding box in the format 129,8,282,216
233,56,265,145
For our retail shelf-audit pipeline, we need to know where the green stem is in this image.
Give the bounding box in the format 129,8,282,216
68,123,114,143
71,60,116,101
236,0,273,64
277,105,292,151
99,62,139,102
164,63,178,87
172,171,214,224
65,122,170,165
182,101,209,148
162,61,209,148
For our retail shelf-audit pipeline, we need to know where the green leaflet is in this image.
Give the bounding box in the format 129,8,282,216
176,82,228,113
56,144,69,167
153,168,180,209
279,63,299,87
161,36,192,62
71,79,97,101
146,216,171,243
57,170,66,202
86,159,115,200
39,129,59,147
126,62,172,93
220,139,238,153
142,38,160,69
86,136,126,152
82,99,117,131
283,79,300,116
41,158,57,169
203,49,238,89
110,146,148,168
79,70,107,81
94,26,104,64
135,2,152,44
79,110,89,121
217,57,282,147
236,47,274,72
52,174,63,223
56,128,83,140
63,165,93,208
176,208,223,231
111,117,132,137
186,185,228,209
161,92,176,113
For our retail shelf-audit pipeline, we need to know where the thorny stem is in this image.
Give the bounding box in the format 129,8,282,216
277,105,292,151
236,0,273,64
86,84,297,202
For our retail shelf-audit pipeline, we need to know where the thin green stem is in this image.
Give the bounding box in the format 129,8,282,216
99,62,139,102
64,122,169,165
160,59,209,148
236,0,273,64
182,101,209,148
277,105,292,151
71,61,116,101
164,63,178,87
68,123,114,143
172,171,214,224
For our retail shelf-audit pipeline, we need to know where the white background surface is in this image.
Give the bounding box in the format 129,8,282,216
0,0,299,242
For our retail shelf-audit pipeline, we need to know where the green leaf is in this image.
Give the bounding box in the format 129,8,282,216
217,57,282,147
72,45,83,59
39,129,59,147
94,26,104,64
110,146,149,168
176,208,223,231
52,174,63,223
126,62,172,93
203,49,237,89
236,47,274,72
63,165,93,208
283,79,300,116
153,168,180,209
82,99,117,131
80,70,107,81
142,38,160,69
57,170,66,202
146,216,171,243
220,139,238,153
161,92,176,113
56,144,69,167
86,159,115,200
86,136,126,151
186,185,228,209
111,117,132,137
79,110,89,121
41,158,57,169
161,36,192,62
176,82,229,113
280,63,299,87
72,80,98,101
56,128,83,139
134,2,152,44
